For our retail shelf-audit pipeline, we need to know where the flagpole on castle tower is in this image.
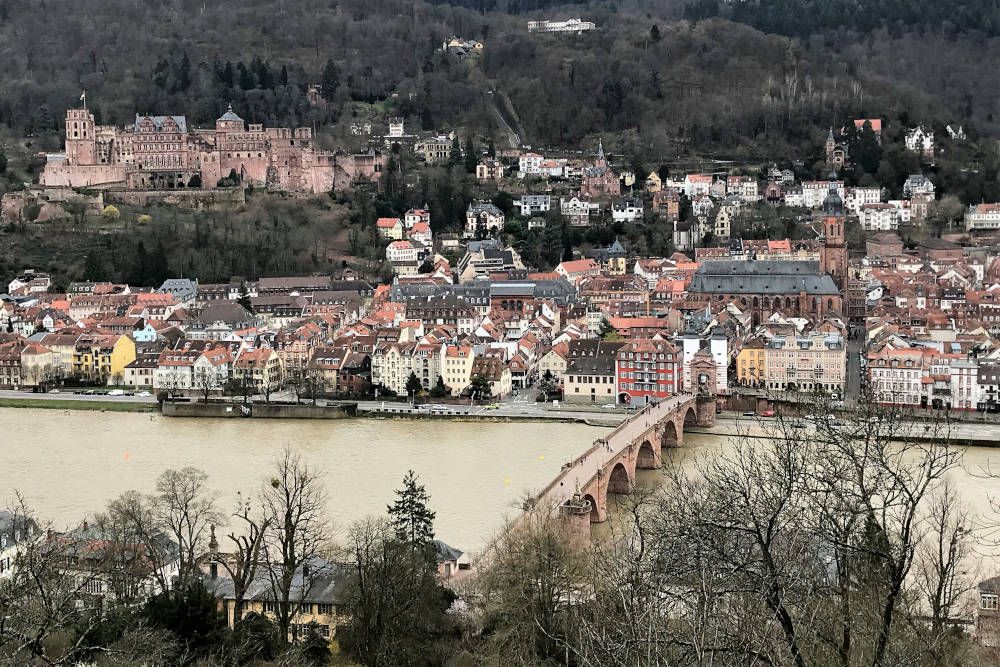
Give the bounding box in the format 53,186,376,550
80,91,86,110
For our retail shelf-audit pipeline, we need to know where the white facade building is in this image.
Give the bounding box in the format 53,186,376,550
966,203,1000,231
859,203,901,231
513,194,552,217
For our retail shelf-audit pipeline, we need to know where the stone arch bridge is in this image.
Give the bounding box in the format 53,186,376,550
535,394,717,536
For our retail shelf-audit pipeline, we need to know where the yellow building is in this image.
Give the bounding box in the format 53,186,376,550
204,556,346,643
73,334,137,384
645,171,662,193
736,339,767,387
233,347,284,394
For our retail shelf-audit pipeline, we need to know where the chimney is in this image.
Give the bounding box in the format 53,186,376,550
302,562,310,579
210,561,218,579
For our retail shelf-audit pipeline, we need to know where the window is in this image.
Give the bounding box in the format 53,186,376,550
982,594,998,610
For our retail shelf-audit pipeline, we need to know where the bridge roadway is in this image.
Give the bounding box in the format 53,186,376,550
535,394,707,526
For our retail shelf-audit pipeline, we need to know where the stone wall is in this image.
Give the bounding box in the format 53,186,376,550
105,188,246,209
39,164,125,188
162,401,357,419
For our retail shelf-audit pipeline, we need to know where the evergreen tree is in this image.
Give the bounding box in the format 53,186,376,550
321,58,339,100
143,580,228,659
469,374,493,399
429,375,448,398
132,240,149,285
279,64,289,87
650,24,662,42
463,136,478,173
298,623,331,664
0,150,7,174
387,470,436,547
598,317,618,340
448,135,463,168
149,240,170,285
177,52,192,92
220,61,235,88
83,252,105,282
486,138,495,158
405,371,422,396
237,62,255,90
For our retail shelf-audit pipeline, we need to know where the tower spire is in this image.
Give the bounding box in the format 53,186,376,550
597,138,605,162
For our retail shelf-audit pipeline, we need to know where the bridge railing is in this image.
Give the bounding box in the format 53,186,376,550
533,394,694,507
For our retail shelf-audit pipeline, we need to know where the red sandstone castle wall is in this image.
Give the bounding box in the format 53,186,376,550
40,164,126,188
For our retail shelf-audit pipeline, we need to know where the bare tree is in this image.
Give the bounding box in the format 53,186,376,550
216,492,272,625
913,481,977,637
154,466,221,589
0,494,171,665
105,467,220,595
259,447,331,643
192,366,221,404
473,503,589,664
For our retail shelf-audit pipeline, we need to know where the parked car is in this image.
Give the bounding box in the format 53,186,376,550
601,403,618,409
485,403,500,410
742,411,756,417
108,389,125,396
760,410,775,417
136,391,152,397
48,389,60,394
791,420,807,429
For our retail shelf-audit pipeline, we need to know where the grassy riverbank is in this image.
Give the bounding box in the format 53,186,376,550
0,398,156,412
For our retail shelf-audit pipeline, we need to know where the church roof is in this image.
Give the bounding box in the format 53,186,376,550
607,239,626,256
689,260,840,296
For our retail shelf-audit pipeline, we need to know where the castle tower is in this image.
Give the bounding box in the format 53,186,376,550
64,108,96,166
820,180,847,289
215,104,246,133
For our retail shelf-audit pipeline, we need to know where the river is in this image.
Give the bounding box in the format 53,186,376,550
4,408,1000,562
1,408,605,553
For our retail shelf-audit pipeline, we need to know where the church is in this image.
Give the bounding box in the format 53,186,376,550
579,140,620,198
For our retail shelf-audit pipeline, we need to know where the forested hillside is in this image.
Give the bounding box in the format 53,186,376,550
0,0,996,162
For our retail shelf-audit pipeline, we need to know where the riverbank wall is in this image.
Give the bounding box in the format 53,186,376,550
162,401,358,419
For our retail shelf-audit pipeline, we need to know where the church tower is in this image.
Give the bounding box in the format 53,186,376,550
820,181,847,289
595,138,607,169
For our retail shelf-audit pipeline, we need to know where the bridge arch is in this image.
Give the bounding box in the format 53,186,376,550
583,493,601,523
608,461,633,494
662,420,679,448
684,406,698,427
637,439,659,469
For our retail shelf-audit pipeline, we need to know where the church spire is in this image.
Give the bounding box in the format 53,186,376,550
597,138,606,162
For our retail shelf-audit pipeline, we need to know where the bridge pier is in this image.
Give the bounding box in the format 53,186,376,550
558,492,593,545
696,395,718,427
